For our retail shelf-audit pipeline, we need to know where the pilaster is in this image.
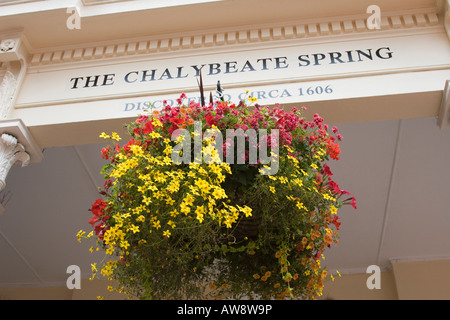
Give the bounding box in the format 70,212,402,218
0,33,43,198
0,31,29,120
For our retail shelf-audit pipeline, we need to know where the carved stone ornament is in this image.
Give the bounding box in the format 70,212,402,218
0,39,15,53
0,133,30,191
0,70,16,119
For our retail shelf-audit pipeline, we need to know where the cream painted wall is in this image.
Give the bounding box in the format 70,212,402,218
321,271,398,300
2,260,449,299
0,271,398,300
392,260,450,300
3,258,450,300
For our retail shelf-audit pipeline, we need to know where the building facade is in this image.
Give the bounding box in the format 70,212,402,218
0,0,449,300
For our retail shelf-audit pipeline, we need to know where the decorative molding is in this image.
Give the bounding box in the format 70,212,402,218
0,70,16,120
0,119,43,163
0,0,44,7
81,0,133,5
445,0,450,40
0,39,16,53
0,33,29,119
0,133,29,191
0,119,42,208
27,10,441,67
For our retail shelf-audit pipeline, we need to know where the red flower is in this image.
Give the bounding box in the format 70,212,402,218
91,199,106,217
205,114,217,127
168,124,179,135
88,215,100,227
322,164,333,176
351,197,357,210
143,121,154,134
170,117,185,125
328,180,341,194
325,138,341,160
331,215,341,230
89,199,107,227
101,147,109,160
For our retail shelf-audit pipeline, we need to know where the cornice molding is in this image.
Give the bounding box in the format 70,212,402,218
24,9,441,68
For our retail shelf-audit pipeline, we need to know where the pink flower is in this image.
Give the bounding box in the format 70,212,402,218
136,115,149,124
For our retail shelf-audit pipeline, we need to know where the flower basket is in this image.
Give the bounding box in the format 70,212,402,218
78,92,356,300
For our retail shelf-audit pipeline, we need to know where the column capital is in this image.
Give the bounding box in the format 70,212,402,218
0,31,29,63
0,133,29,191
0,119,43,192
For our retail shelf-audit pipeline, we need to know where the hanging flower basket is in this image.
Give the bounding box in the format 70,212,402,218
77,92,356,300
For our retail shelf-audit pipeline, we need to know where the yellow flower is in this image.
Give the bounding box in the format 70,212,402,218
180,202,191,215
195,206,205,223
269,186,276,194
163,230,171,238
99,132,110,139
167,220,176,229
106,246,114,255
330,204,338,215
76,230,85,243
152,118,163,127
153,220,161,229
111,132,121,141
212,188,226,200
165,197,175,206
296,202,305,211
150,131,162,139
142,196,152,205
239,206,252,218
128,224,140,234
195,178,210,194
120,240,130,250
184,194,195,206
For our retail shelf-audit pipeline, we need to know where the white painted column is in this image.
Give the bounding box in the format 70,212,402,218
0,34,43,199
